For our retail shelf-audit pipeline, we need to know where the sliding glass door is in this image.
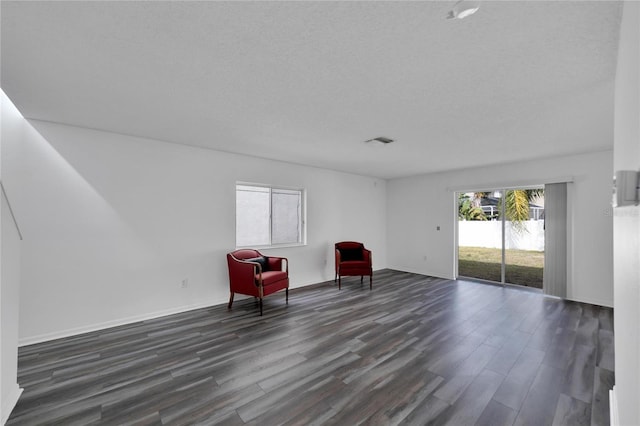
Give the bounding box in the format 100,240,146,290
457,187,544,289
457,191,502,282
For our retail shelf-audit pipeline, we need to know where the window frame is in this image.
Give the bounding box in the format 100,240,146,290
235,182,306,249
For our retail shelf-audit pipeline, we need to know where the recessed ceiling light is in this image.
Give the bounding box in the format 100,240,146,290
446,0,480,20
365,137,394,145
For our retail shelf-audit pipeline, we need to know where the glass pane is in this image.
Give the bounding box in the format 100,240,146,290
457,191,502,282
504,189,544,288
236,185,270,246
272,189,301,244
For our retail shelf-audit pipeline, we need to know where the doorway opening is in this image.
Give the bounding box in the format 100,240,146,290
457,188,544,289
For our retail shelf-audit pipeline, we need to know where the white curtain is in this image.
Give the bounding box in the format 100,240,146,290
543,182,568,298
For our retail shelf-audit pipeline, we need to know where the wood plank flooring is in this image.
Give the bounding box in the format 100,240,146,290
7,269,615,425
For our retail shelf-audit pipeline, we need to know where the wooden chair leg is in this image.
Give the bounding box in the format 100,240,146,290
370,274,373,290
286,288,289,304
228,292,234,309
360,276,363,284
338,275,341,290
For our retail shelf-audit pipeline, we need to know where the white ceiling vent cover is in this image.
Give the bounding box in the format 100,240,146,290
365,137,395,144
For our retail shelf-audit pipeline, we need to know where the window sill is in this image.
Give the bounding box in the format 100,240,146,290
235,243,307,250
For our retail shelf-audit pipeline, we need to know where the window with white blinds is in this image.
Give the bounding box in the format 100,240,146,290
235,184,305,248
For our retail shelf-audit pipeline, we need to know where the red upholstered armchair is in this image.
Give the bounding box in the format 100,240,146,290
335,241,373,290
227,249,289,316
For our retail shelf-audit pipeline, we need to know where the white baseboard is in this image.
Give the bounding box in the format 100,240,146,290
610,385,619,426
565,295,614,309
1,385,23,425
386,265,452,280
18,301,217,347
17,276,371,347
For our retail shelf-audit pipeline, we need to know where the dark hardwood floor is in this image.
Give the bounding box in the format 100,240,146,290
7,269,614,425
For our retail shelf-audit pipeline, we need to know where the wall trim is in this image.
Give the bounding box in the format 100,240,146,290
18,301,216,347
1,385,23,425
385,266,614,307
17,265,612,348
610,385,619,426
564,295,614,309
19,274,390,347
386,265,454,280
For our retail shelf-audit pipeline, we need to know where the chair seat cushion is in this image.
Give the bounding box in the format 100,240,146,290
256,271,288,286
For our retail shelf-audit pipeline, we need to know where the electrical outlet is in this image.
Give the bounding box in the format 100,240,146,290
180,278,188,288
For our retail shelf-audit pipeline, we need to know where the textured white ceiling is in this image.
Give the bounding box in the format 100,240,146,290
1,1,623,179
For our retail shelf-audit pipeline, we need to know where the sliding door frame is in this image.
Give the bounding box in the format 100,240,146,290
455,188,509,286
455,185,548,289
450,177,573,288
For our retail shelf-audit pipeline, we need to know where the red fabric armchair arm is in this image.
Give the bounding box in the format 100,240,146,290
267,256,288,273
227,254,260,295
362,248,371,263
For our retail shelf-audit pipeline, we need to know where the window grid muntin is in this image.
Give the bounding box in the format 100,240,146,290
236,183,304,248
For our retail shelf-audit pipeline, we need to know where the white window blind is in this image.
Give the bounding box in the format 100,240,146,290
543,182,568,298
236,184,304,247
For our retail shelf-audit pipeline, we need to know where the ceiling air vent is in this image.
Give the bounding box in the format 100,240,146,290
365,137,394,144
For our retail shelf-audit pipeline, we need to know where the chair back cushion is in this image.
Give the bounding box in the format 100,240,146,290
339,248,363,261
245,256,268,272
336,242,365,261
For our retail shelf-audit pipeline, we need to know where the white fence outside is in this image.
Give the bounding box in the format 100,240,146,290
458,220,544,252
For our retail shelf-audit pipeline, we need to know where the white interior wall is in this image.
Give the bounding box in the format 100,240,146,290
5,118,387,345
387,150,614,307
612,2,640,425
0,195,22,426
0,92,24,425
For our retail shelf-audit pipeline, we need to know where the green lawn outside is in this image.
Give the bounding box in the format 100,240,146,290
458,246,544,289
